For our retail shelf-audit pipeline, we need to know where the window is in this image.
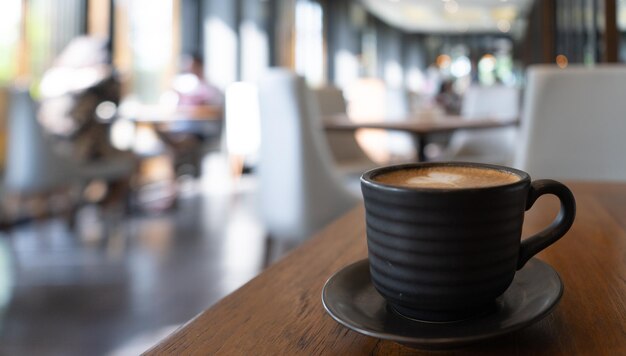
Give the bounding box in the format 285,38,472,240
0,0,22,83
295,0,325,86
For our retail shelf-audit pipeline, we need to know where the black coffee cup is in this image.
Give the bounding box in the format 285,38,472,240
361,162,576,322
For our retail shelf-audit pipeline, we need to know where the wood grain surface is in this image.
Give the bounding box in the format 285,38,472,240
146,181,626,355
323,114,519,135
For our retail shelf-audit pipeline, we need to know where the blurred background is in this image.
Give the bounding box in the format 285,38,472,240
0,0,625,354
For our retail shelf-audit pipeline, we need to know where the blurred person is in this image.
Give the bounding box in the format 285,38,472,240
172,53,223,107
435,80,461,115
38,36,129,161
423,63,443,103
36,36,135,209
162,53,225,178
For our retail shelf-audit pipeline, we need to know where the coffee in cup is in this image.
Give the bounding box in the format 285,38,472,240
373,165,520,189
361,162,575,322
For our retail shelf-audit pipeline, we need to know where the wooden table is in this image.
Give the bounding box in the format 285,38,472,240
122,104,223,123
324,114,519,162
147,181,626,355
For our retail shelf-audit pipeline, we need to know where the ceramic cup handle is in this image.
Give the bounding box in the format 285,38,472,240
517,179,576,270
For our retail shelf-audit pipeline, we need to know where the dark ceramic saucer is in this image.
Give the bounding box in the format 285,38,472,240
322,258,563,349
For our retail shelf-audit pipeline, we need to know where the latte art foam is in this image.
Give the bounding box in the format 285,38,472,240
374,166,520,189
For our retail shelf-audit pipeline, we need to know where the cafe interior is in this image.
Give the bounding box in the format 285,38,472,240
0,0,625,354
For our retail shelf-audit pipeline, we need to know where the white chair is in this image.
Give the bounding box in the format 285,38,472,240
442,85,520,165
313,86,377,178
3,89,135,225
384,88,415,160
343,79,416,163
224,82,261,177
4,89,79,194
344,78,390,163
514,65,626,181
257,70,359,247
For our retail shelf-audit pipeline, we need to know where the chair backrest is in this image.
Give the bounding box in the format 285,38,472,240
344,78,390,163
224,82,261,156
385,88,410,119
313,85,374,164
314,85,346,122
446,85,520,165
514,65,626,181
4,89,76,193
461,85,520,120
257,70,358,241
384,88,415,158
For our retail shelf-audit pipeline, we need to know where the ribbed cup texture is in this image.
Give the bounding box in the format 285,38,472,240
362,173,529,322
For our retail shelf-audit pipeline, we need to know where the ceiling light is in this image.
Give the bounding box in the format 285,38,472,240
497,19,511,33
406,8,431,21
451,56,471,78
478,54,496,72
436,54,451,69
444,1,459,13
492,6,518,21
556,54,568,69
446,9,483,21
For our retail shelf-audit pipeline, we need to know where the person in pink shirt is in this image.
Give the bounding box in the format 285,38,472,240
173,53,223,107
